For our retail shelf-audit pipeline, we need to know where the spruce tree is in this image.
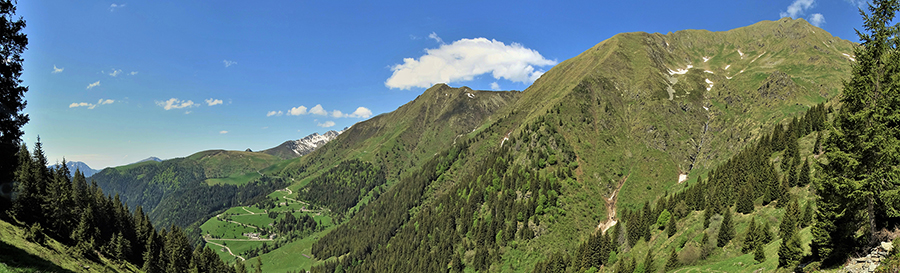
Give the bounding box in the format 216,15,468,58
736,186,755,214
754,242,766,263
742,217,758,253
815,0,900,263
643,249,653,273
665,248,679,271
798,158,811,186
0,0,29,187
666,212,677,238
717,208,734,247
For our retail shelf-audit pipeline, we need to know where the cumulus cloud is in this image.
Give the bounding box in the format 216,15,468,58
267,110,283,117
86,81,100,90
288,106,308,116
69,98,115,109
156,98,197,110
490,82,500,90
109,69,122,77
385,37,557,89
219,130,228,134
348,107,373,118
332,110,344,118
317,121,336,128
780,0,815,18
809,13,826,26
130,71,138,75
309,104,327,115
52,65,64,74
223,60,237,67
205,98,223,106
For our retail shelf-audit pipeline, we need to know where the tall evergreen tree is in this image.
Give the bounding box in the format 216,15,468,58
815,0,900,263
0,0,29,188
665,248,679,271
717,208,734,247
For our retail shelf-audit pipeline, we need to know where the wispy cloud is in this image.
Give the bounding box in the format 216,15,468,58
156,98,197,110
129,71,138,76
109,3,125,12
288,106,307,116
309,104,327,115
385,37,557,89
205,98,223,106
69,99,115,110
223,60,237,67
109,69,123,77
317,121,336,128
428,32,444,44
219,130,228,134
86,81,100,90
52,65,64,74
267,110,284,117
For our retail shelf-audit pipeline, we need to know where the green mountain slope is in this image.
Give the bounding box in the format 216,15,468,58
285,18,855,272
276,85,520,181
90,150,286,229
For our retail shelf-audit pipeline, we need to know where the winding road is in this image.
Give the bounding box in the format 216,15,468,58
204,236,246,261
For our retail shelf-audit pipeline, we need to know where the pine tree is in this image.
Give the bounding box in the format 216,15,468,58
780,198,800,240
665,248,679,271
798,158,811,186
800,201,814,228
643,249,653,273
717,208,734,247
165,226,192,273
754,242,766,263
813,131,822,155
742,217,759,253
778,228,803,269
736,186,755,214
815,0,900,264
0,0,29,187
703,208,712,229
666,212,677,238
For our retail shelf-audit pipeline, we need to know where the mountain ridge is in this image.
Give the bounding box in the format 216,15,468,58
261,128,347,159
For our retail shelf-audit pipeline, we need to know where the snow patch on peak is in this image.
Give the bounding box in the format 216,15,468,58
668,64,693,75
705,78,714,91
842,53,856,62
289,128,346,155
467,93,475,99
704,70,714,74
702,56,710,62
725,64,731,70
738,49,744,58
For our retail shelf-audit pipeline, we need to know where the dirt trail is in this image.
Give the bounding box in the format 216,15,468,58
241,207,257,214
597,174,629,234
204,236,246,261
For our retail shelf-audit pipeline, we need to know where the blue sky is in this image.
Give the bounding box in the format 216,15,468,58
17,0,869,169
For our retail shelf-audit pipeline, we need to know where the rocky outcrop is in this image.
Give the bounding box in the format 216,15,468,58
843,241,894,273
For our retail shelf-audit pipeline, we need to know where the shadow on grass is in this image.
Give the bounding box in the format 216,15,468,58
0,239,76,273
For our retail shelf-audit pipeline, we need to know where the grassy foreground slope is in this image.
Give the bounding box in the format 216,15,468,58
0,218,142,273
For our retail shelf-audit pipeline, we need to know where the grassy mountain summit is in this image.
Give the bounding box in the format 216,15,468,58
286,18,856,272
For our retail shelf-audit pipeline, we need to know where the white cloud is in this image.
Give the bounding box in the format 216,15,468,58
219,130,228,134
267,110,283,117
332,110,344,118
109,69,122,77
223,60,237,67
205,98,223,106
109,3,125,11
490,82,500,90
385,37,557,89
349,107,373,118
156,98,197,110
86,81,100,90
780,0,815,18
809,13,826,27
52,65,64,74
129,71,138,75
309,104,327,115
69,98,115,109
185,111,192,114
845,0,868,8
428,32,444,44
317,121,336,128
288,106,307,116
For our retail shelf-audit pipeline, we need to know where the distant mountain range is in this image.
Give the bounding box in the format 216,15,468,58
261,128,346,159
50,161,100,177
134,156,162,164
